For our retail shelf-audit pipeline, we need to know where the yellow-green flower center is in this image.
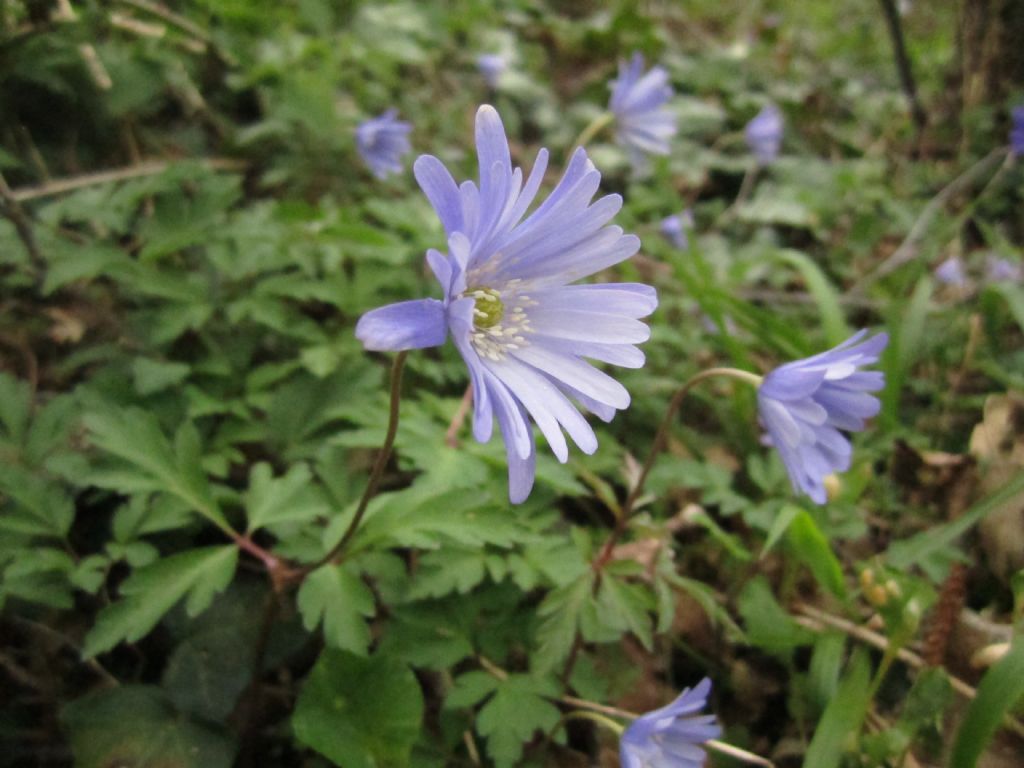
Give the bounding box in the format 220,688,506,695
470,288,504,329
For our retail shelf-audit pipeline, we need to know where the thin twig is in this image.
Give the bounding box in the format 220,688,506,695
878,0,927,137
593,368,762,571
10,157,246,202
0,171,45,274
793,602,1024,738
118,0,208,43
850,147,1007,291
445,384,473,447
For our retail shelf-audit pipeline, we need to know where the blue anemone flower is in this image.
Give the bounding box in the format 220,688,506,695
477,54,506,89
356,105,656,503
620,678,721,768
986,254,1021,283
608,53,676,166
660,209,694,250
757,330,888,504
935,256,966,286
356,109,412,179
745,104,783,165
1011,106,1024,157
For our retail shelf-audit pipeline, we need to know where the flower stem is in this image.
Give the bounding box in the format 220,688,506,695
305,351,409,572
593,367,762,570
570,111,614,156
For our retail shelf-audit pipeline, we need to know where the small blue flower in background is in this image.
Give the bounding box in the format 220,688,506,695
609,52,677,166
986,254,1021,283
1010,106,1024,158
745,104,783,165
477,53,506,89
757,330,888,504
660,209,694,250
935,256,966,287
355,109,412,179
356,105,656,503
620,678,721,768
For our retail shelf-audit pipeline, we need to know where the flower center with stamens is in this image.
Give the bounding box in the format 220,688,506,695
463,283,534,362
470,287,504,329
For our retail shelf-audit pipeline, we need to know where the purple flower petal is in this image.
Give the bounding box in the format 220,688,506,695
355,299,447,351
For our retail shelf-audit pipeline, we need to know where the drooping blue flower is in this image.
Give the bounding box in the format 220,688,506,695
757,330,888,504
477,53,506,89
1010,106,1024,158
620,678,721,768
356,105,656,503
355,109,412,179
608,53,677,166
935,256,966,286
745,104,783,165
986,254,1021,283
660,209,694,250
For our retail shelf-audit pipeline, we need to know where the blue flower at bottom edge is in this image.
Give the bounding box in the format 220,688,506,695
356,105,656,503
356,109,412,179
620,678,721,768
609,52,677,167
757,330,888,505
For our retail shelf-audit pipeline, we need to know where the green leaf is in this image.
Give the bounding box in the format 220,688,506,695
803,650,872,768
737,576,813,655
786,509,847,599
83,546,238,657
160,584,274,721
474,674,562,768
297,563,375,655
951,640,1024,768
292,650,423,768
592,571,654,651
760,503,801,557
880,276,931,431
0,463,74,537
663,573,746,641
244,462,329,532
0,372,31,444
771,249,850,346
84,408,227,530
446,670,500,709
534,572,594,671
404,546,489,599
378,603,475,669
132,358,192,396
61,686,236,768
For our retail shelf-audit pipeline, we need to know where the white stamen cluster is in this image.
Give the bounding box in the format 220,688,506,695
464,279,535,362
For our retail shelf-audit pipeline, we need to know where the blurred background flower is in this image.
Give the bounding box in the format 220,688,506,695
745,103,783,165
477,53,506,89
660,209,694,250
608,52,676,169
355,109,412,179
